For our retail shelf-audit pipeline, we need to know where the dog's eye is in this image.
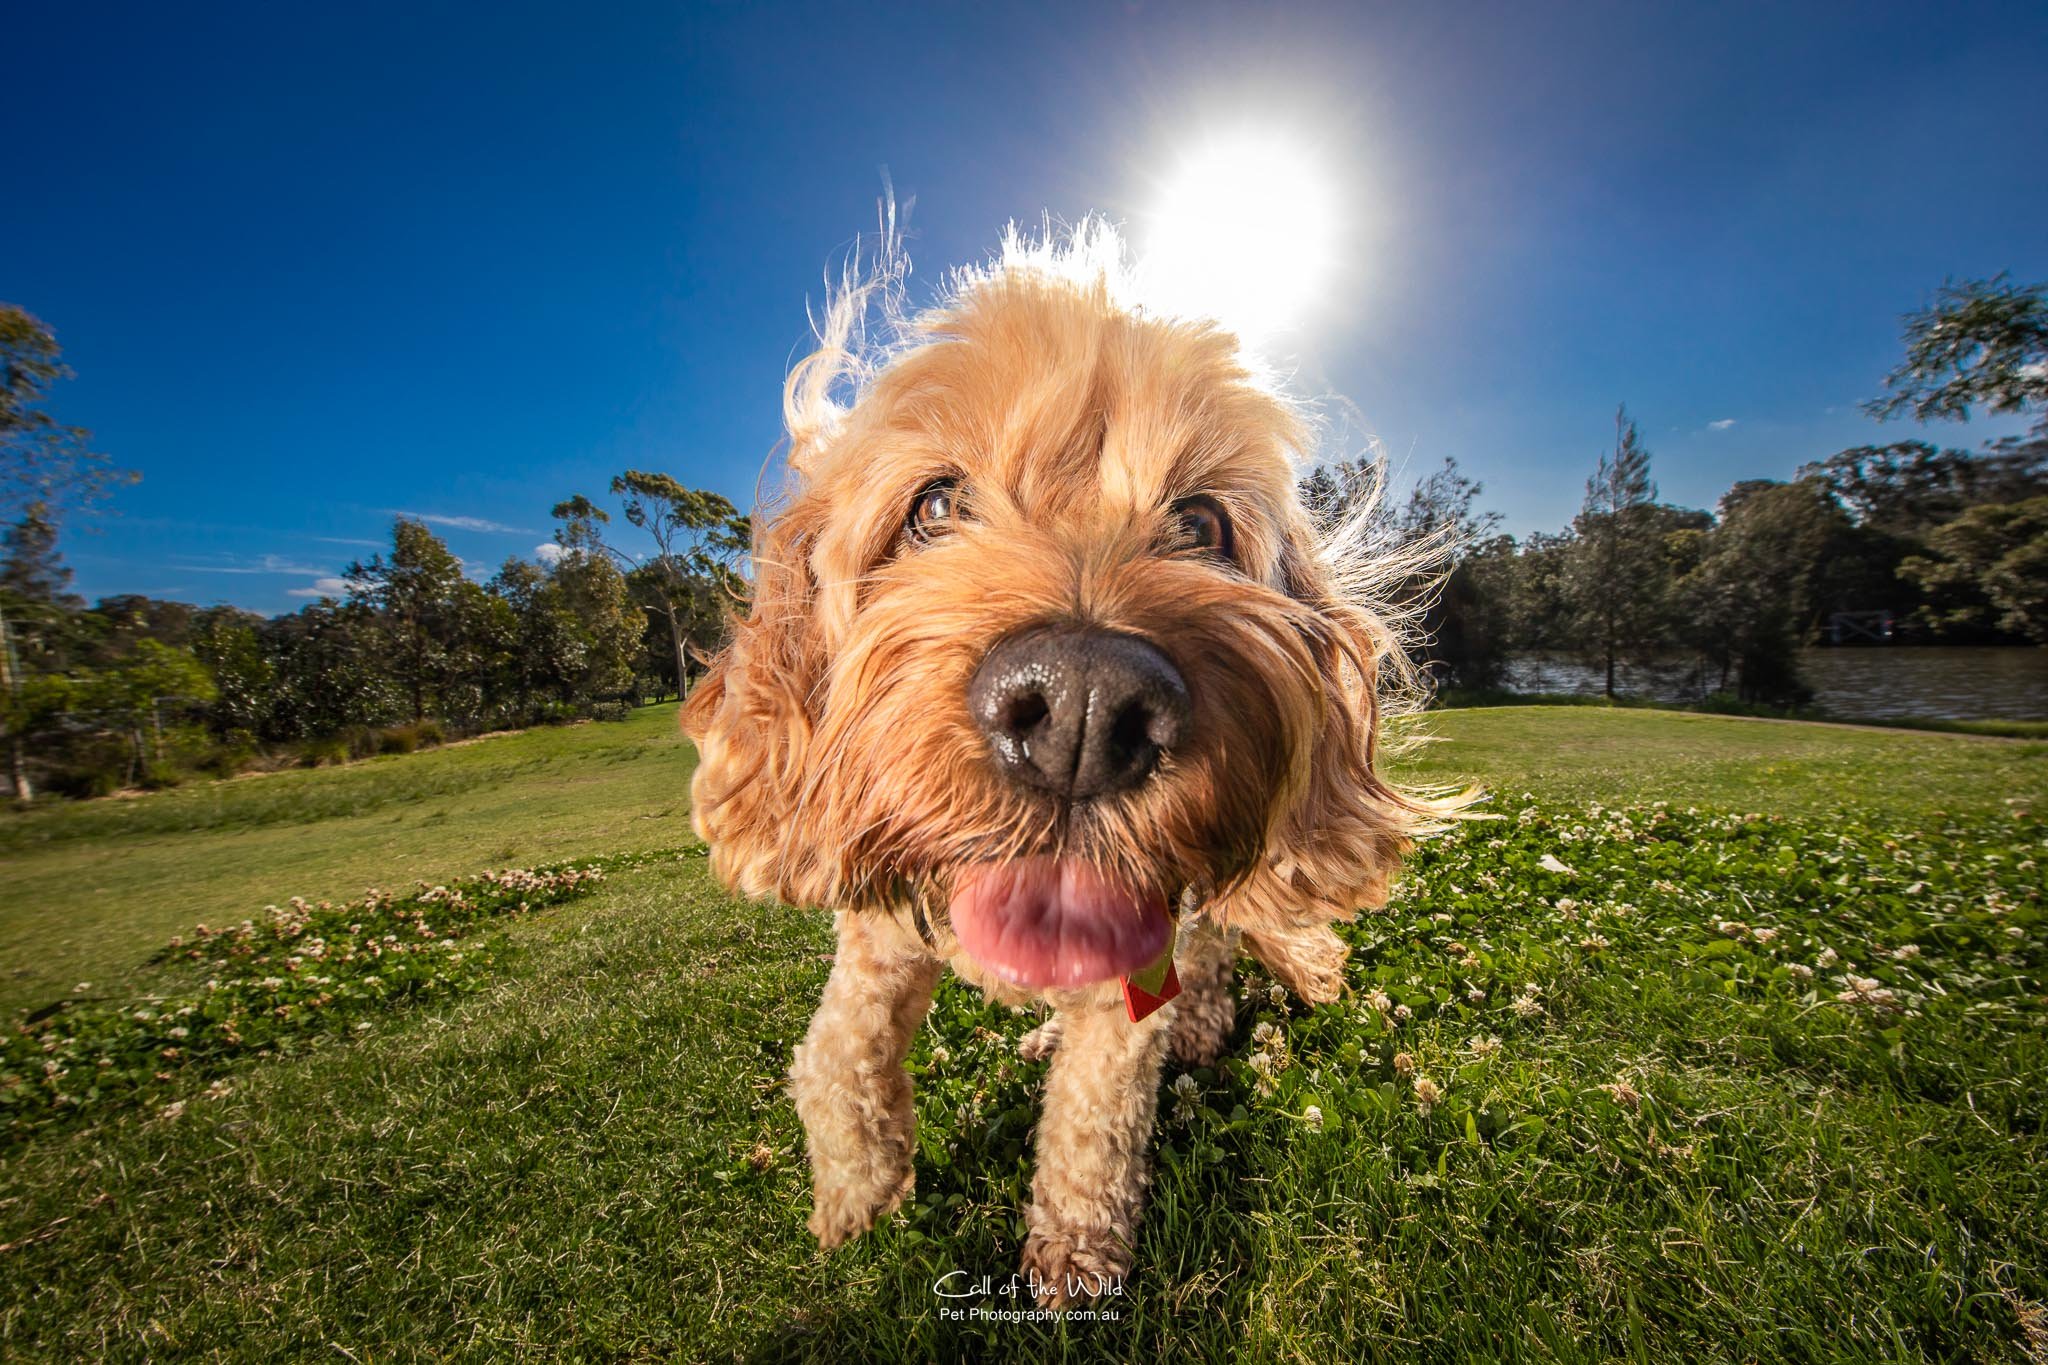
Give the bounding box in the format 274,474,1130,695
1170,495,1233,561
906,478,961,543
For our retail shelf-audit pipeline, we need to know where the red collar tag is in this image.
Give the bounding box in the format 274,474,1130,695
1120,923,1181,1022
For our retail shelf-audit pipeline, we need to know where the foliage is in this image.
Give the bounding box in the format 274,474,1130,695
551,472,751,696
1899,496,2048,643
1798,438,2047,535
1867,274,2048,435
1560,407,1691,697
0,305,138,527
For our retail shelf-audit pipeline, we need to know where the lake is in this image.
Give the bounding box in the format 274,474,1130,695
1501,647,2047,722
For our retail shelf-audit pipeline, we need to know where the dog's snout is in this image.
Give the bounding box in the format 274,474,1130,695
968,626,1190,800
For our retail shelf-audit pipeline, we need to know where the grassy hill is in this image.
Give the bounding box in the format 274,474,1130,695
1,705,2042,1361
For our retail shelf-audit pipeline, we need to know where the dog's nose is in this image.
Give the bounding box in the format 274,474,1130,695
968,626,1190,800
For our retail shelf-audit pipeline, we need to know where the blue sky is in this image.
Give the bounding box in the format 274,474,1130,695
8,0,2046,614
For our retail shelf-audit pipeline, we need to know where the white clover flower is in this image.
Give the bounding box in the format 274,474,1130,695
1788,963,1814,981
168,1027,190,1040
1467,986,1487,1005
1816,948,1839,968
1302,1105,1324,1131
1268,984,1288,1007
929,1046,949,1068
1365,989,1393,1014
1393,1004,1413,1021
1413,1077,1443,1112
1251,1021,1276,1045
1172,1073,1200,1098
1468,1035,1502,1058
1392,1051,1416,1076
1751,927,1779,944
1892,944,1921,961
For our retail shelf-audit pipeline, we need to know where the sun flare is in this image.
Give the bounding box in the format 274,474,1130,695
1137,128,1344,342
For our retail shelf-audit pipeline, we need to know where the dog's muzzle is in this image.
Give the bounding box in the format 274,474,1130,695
967,625,1190,801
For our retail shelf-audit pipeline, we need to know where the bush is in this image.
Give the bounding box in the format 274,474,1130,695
138,763,188,791
586,702,632,723
299,735,350,768
377,727,420,756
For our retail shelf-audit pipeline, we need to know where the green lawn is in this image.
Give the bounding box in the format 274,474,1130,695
1,705,2043,1362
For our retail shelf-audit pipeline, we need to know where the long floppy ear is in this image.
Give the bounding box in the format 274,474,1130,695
681,500,830,903
1228,528,1452,1001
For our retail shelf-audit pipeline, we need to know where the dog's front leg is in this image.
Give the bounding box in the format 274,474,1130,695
789,912,942,1249
1020,990,1172,1306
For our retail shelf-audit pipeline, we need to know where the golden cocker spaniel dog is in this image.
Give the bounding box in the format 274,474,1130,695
684,224,1439,1306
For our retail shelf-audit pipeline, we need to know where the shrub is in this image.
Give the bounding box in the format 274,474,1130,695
299,735,350,768
377,727,420,756
138,763,188,791
586,701,632,723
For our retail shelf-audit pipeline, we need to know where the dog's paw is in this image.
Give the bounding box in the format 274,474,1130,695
1017,1015,1064,1062
1019,1223,1132,1309
807,1165,914,1250
1169,996,1232,1068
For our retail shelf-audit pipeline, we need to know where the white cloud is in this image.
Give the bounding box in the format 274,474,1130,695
388,511,532,534
534,542,565,567
285,576,351,599
179,554,327,576
1708,418,1737,431
311,536,383,548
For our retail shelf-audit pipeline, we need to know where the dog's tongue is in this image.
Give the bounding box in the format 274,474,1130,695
947,859,1170,989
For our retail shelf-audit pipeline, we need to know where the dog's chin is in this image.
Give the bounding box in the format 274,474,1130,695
946,858,1172,989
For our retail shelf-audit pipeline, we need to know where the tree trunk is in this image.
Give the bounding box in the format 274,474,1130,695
666,603,689,700
0,601,28,800
6,734,28,802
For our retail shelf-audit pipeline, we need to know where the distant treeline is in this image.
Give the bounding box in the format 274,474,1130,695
0,481,747,799
4,275,2045,801
1333,417,2046,708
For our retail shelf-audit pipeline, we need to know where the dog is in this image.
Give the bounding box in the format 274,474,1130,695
682,224,1441,1306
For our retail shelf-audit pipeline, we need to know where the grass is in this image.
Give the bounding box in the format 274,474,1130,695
1,704,2044,1361
0,706,696,1012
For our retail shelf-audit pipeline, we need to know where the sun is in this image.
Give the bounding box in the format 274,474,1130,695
1136,127,1344,343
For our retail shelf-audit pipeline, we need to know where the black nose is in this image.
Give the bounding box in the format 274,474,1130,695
968,626,1191,801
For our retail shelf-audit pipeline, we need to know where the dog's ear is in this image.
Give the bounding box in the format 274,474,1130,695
1222,532,1440,995
682,500,829,903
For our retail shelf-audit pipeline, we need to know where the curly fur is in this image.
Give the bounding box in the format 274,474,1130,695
683,222,1456,1303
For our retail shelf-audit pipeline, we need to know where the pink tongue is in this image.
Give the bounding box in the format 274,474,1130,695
947,859,1170,989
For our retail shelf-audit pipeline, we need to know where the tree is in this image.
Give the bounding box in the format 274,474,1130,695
79,639,217,785
551,474,750,697
192,611,275,738
0,307,137,800
1797,440,2046,536
1867,275,2048,437
1898,497,2048,644
346,519,467,723
1562,406,1667,697
1679,480,1847,704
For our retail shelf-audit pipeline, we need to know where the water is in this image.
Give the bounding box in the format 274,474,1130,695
1501,647,2047,722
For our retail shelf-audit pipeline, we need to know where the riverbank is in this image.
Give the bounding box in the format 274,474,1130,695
1496,645,2047,725
1436,686,2048,740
